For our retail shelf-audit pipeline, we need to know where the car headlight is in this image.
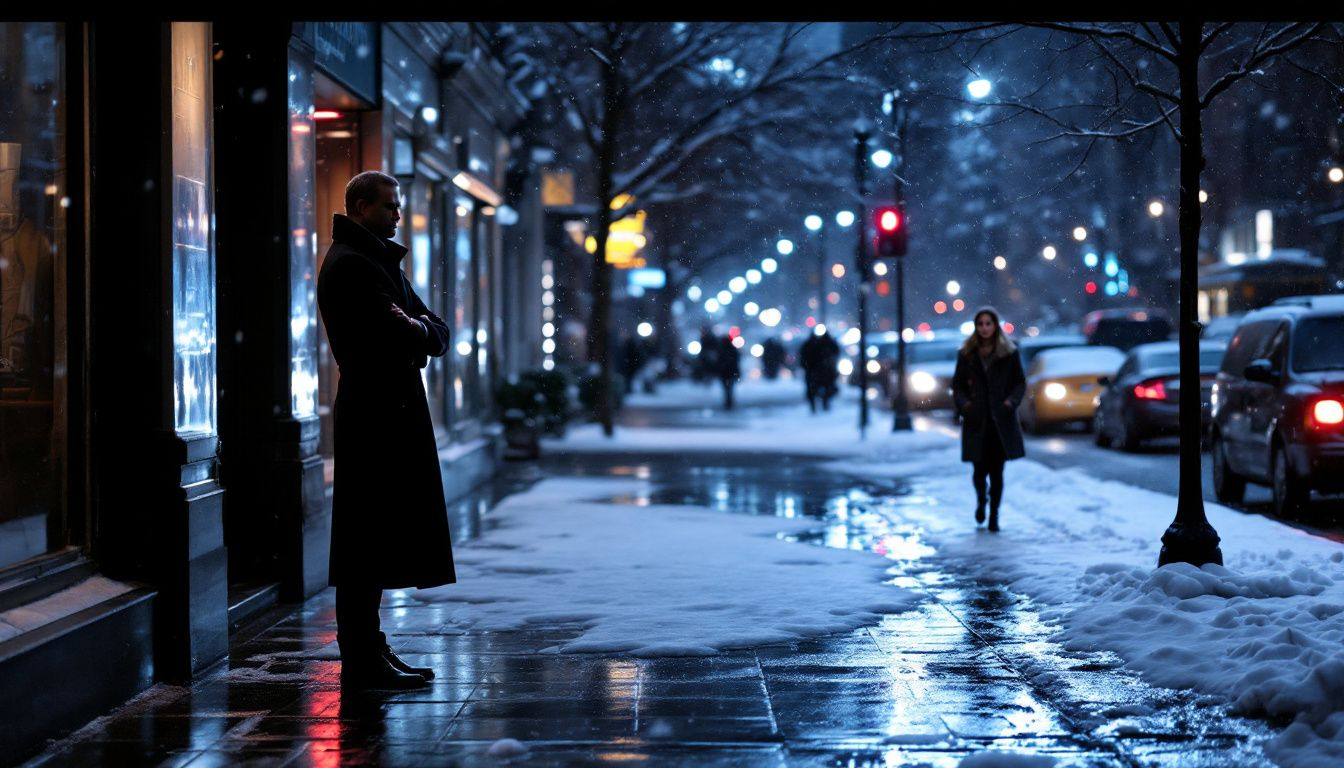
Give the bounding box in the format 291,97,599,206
1043,382,1067,401
909,371,937,393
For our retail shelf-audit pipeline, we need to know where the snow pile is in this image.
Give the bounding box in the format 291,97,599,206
0,575,135,643
411,477,917,656
830,435,1344,768
486,738,529,759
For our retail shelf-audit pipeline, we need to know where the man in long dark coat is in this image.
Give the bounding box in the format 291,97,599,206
317,171,454,689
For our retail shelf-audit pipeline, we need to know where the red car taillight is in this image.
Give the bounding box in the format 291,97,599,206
1310,399,1344,428
1133,379,1167,400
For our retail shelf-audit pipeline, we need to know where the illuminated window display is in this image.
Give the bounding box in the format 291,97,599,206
0,22,64,569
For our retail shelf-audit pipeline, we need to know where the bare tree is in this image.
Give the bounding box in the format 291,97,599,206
943,21,1338,565
490,22,896,435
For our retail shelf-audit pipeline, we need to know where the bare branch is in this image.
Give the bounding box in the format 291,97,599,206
1201,23,1324,108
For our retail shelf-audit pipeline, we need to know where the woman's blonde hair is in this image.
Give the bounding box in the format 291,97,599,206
959,306,1017,359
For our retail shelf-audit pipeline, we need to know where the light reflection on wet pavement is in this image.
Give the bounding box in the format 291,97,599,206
25,449,1279,767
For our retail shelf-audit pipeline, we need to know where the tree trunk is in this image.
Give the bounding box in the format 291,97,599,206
589,48,620,437
1159,20,1222,566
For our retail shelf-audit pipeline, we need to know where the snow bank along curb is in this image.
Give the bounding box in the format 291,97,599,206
829,429,1344,768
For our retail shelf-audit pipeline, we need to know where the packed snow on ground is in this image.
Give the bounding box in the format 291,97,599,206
410,477,918,656
0,575,135,643
553,380,952,458
826,425,1344,768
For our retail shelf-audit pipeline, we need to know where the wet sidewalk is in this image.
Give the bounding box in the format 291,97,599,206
24,444,1278,766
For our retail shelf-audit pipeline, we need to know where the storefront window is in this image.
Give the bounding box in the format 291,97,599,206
170,23,216,434
0,22,65,569
452,194,477,423
288,44,318,419
474,210,491,414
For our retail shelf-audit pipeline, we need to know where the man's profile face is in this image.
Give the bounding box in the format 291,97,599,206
357,183,401,239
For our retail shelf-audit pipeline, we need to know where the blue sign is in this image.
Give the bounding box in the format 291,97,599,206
628,268,667,289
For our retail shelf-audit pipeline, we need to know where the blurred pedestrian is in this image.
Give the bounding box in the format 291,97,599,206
618,333,647,395
761,337,786,380
317,171,453,690
717,334,741,410
696,326,719,384
951,307,1026,532
798,330,839,412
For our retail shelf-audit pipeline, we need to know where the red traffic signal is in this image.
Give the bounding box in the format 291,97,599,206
877,208,901,233
874,206,908,258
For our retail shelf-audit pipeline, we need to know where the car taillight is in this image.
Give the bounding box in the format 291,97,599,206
1311,399,1344,427
1133,379,1167,400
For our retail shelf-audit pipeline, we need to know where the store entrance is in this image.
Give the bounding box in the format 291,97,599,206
314,118,360,485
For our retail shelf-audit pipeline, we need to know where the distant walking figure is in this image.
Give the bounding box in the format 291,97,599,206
799,330,840,412
317,171,454,690
717,334,741,410
951,307,1026,532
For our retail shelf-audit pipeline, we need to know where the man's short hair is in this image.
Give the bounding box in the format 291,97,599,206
345,171,399,213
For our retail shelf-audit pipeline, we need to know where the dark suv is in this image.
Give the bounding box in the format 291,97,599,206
1209,295,1344,517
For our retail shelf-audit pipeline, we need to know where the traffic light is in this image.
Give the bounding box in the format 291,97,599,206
874,206,908,258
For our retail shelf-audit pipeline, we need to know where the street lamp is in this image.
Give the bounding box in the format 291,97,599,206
1073,226,1088,241
1148,200,1165,217
946,280,961,295
805,214,828,325
1042,245,1057,261
967,78,992,99
1330,167,1344,184
885,88,915,432
836,210,855,228
853,116,874,438
776,238,795,256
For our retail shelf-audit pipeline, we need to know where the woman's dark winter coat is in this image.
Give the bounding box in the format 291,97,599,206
951,343,1027,463
317,214,455,589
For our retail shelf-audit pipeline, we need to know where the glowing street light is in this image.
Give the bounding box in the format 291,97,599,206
871,149,893,168
946,280,961,296
1042,245,1057,261
729,276,748,293
705,298,720,312
717,290,733,304
1148,200,1165,217
746,269,762,284
776,238,794,255
637,322,653,337
835,210,856,227
993,256,1007,270
688,285,702,301
804,214,823,231
761,258,778,274
759,307,782,327
1073,226,1088,241
967,78,992,99
1330,167,1344,184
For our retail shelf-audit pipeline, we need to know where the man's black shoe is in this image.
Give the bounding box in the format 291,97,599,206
383,646,435,680
341,654,431,690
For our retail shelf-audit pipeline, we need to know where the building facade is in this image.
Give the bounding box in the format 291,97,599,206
0,21,542,761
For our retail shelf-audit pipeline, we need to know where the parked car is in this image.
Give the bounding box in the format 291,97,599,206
1209,295,1344,517
1200,313,1247,342
1017,333,1088,372
1019,346,1125,434
1093,340,1227,451
1083,309,1173,351
886,336,963,410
